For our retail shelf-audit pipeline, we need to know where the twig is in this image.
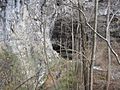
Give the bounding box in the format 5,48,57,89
56,43,91,64
14,75,36,90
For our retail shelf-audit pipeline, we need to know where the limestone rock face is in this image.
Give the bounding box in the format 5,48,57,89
0,0,58,88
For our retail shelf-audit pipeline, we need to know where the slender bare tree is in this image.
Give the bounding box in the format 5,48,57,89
106,0,111,90
89,0,98,90
78,1,90,90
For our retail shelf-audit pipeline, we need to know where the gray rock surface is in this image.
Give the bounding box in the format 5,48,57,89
0,0,59,88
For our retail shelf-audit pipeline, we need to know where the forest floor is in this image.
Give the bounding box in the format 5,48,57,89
43,41,120,90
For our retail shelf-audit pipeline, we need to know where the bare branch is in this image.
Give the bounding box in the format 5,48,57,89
78,7,120,65
65,3,120,64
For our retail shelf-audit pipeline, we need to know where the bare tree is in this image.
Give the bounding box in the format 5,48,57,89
89,0,98,90
77,1,90,90
106,0,111,89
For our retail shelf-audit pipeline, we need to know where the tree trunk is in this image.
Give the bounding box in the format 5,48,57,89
89,0,98,90
106,0,111,90
77,0,90,90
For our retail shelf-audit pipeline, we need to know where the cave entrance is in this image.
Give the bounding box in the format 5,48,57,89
51,18,80,60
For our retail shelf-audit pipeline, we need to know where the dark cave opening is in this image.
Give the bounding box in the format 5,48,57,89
50,18,82,60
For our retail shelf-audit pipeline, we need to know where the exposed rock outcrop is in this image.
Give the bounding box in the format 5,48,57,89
0,0,59,89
